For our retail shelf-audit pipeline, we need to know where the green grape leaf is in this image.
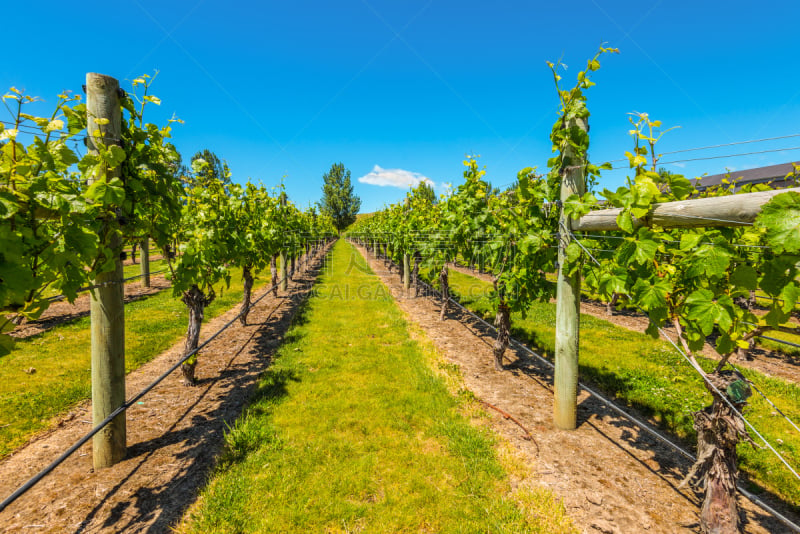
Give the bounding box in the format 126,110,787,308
0,191,20,218
645,320,660,339
599,269,627,297
679,233,703,251
685,289,715,335
715,333,735,356
666,175,693,200
565,241,582,263
519,234,543,254
86,177,125,205
730,264,758,291
760,257,796,296
755,191,800,253
764,303,791,328
106,145,127,167
685,244,731,279
779,282,800,314
632,238,658,264
632,277,669,311
617,211,634,233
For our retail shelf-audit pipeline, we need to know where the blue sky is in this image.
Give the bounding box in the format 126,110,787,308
4,0,800,212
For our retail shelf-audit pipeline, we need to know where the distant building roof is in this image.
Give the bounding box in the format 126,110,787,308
692,162,799,192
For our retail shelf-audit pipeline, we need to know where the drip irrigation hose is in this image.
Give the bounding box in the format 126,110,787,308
351,240,800,533
0,244,332,514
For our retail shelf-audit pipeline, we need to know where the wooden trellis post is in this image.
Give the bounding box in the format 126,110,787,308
86,72,126,468
553,117,586,430
141,236,150,287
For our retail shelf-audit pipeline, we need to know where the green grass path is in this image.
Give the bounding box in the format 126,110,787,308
180,241,573,533
430,267,800,509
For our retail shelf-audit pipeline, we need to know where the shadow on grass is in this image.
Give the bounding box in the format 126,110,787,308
71,248,331,534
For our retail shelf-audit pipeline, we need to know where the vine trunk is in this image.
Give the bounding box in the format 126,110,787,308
239,265,253,326
181,285,212,386
439,265,449,321
270,255,278,297
682,370,752,534
493,302,511,371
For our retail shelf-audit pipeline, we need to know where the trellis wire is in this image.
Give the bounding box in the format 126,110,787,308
361,242,800,533
659,330,800,484
569,227,800,485
0,244,331,514
46,269,169,302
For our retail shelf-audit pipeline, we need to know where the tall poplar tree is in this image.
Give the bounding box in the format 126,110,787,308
190,149,231,188
320,162,360,232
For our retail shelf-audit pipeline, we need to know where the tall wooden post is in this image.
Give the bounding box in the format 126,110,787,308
403,253,411,290
280,250,288,291
86,73,126,467
553,117,586,430
141,236,150,287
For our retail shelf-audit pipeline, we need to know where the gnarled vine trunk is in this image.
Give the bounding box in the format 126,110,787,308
130,242,137,264
239,264,253,326
181,285,213,386
439,265,449,321
606,292,620,316
493,279,511,371
682,370,753,534
290,255,296,279
270,254,278,297
493,306,510,372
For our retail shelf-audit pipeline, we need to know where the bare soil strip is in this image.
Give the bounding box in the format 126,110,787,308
0,247,330,534
365,246,791,533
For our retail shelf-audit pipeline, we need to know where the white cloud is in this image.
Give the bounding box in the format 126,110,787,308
357,165,434,189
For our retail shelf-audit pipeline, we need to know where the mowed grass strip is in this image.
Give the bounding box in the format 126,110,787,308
179,241,574,534
0,267,269,459
430,268,800,508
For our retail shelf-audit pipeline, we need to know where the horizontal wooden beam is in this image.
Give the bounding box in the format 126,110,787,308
573,187,800,232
